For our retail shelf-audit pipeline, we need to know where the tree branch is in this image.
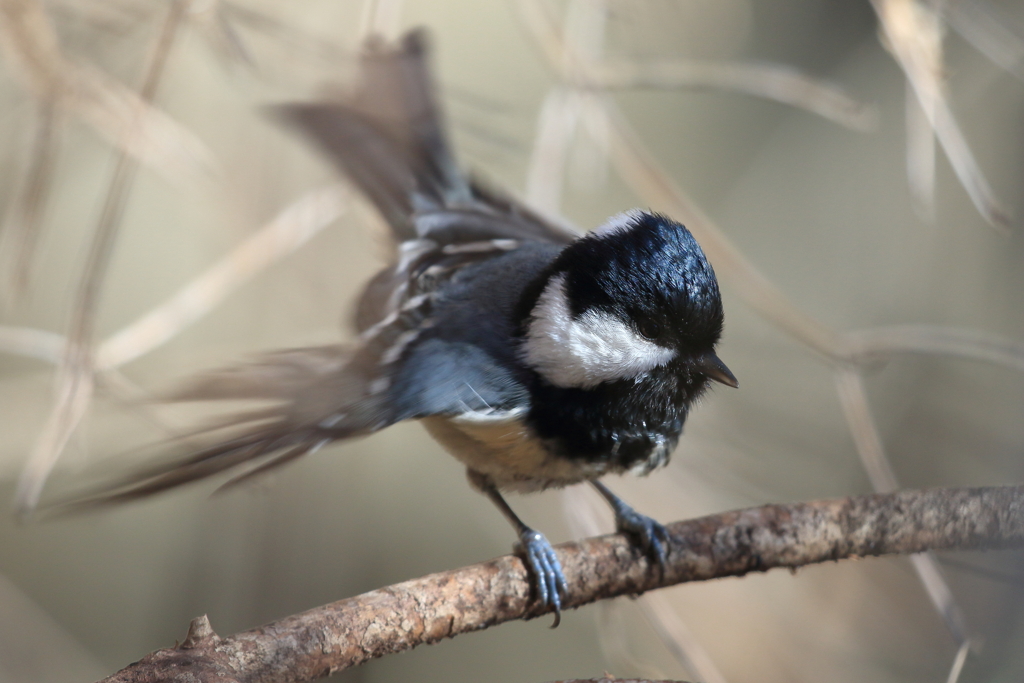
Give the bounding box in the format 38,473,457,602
99,484,1024,683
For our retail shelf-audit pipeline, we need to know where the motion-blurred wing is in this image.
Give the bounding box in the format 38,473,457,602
52,28,576,511
274,29,579,249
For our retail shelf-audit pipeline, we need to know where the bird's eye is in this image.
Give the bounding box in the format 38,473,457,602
636,318,661,341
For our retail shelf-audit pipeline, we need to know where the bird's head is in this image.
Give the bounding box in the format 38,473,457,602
520,210,736,392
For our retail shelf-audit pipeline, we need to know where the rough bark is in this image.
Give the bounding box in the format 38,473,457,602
100,484,1024,683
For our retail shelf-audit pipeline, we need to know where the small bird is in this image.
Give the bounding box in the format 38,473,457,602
63,29,736,623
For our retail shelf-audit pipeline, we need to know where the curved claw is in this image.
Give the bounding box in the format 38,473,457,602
515,528,567,627
616,507,671,573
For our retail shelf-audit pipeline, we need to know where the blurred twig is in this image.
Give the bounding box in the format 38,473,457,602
905,80,936,222
358,0,404,40
0,98,59,295
515,0,875,130
943,0,1024,82
834,369,900,493
872,0,1011,230
218,2,348,68
98,484,1024,683
96,185,347,369
0,185,347,370
0,0,213,184
946,641,971,683
638,597,728,683
588,60,876,131
14,0,189,515
843,324,1024,370
835,369,970,650
0,0,214,296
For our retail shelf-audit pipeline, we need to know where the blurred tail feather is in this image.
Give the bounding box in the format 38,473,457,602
46,344,386,513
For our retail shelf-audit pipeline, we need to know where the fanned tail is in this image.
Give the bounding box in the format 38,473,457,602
47,344,392,513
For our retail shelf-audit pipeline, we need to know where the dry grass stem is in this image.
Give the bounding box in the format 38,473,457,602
835,368,970,649
525,88,580,213
905,81,936,222
0,99,59,296
0,0,65,95
358,0,404,41
944,0,1024,80
872,0,1010,230
70,61,215,186
14,0,189,515
592,60,876,131
834,368,900,493
15,365,93,515
0,186,347,372
945,639,971,683
218,2,348,68
560,485,724,683
843,324,1024,370
0,0,214,186
0,326,64,363
187,1,255,69
515,0,875,130
594,603,668,682
908,552,970,645
97,185,347,369
638,597,728,683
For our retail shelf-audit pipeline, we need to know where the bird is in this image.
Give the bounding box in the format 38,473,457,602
57,29,736,625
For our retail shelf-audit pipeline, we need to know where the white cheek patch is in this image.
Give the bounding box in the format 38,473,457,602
522,274,676,389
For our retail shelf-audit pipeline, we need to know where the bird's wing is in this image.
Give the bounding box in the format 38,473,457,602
274,29,579,249
277,28,579,335
54,238,541,510
48,29,572,511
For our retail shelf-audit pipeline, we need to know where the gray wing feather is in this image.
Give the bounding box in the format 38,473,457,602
389,338,528,419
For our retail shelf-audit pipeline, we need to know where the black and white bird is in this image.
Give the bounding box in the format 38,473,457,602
65,30,736,622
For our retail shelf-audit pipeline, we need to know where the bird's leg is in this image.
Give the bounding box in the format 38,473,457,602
467,469,566,626
591,480,670,572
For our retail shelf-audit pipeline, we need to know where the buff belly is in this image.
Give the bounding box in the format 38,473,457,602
420,411,610,493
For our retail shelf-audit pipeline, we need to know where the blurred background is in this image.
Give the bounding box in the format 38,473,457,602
1,0,1023,682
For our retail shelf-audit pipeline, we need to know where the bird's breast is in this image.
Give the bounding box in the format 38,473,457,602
421,410,612,492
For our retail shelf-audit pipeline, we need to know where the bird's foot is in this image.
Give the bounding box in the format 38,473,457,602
615,506,671,573
514,528,566,627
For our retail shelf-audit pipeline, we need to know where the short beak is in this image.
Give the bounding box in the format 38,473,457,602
696,352,738,388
